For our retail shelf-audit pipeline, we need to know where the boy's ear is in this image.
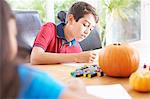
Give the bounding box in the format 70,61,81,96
67,14,75,25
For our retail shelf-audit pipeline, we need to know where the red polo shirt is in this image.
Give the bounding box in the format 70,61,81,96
33,22,82,53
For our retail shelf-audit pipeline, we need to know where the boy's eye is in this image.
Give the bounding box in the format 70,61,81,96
90,27,94,31
83,23,89,27
83,24,86,27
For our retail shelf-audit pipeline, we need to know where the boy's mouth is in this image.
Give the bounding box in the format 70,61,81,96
81,34,86,38
81,36,85,39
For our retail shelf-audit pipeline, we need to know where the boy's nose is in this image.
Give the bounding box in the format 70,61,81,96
85,29,91,34
84,31,88,34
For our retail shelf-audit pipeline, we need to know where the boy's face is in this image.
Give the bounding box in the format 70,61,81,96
70,14,96,42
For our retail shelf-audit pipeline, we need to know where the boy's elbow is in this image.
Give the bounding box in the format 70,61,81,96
30,55,38,65
30,47,44,65
30,53,41,65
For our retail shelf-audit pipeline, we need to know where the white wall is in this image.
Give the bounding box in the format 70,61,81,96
46,0,55,23
133,0,150,65
141,0,150,41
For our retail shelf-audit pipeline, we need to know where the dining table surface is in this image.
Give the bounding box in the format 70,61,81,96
29,40,150,99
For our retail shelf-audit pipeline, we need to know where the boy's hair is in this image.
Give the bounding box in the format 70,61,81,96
57,11,66,23
68,1,99,23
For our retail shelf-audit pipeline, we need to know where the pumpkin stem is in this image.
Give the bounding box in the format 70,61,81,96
113,43,121,45
144,64,147,68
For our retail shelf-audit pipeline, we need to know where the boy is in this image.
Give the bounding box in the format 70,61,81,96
30,1,99,64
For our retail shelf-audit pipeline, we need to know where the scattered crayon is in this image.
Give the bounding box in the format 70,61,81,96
70,64,104,78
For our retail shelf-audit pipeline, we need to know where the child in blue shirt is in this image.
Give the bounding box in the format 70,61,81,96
18,65,65,99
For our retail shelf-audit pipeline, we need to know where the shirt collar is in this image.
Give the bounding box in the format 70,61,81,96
57,23,76,46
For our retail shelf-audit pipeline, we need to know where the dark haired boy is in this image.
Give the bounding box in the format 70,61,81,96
31,1,99,64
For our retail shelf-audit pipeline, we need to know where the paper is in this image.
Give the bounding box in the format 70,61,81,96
86,84,132,99
62,63,94,67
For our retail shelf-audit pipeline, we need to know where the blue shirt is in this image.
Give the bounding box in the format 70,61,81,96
18,65,65,99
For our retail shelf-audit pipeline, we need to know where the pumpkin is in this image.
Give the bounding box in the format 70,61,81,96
99,43,139,77
129,69,150,92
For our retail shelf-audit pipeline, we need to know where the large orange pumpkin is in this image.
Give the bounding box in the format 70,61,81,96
129,69,150,92
99,43,139,77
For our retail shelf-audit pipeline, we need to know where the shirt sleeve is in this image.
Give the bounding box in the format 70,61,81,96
33,22,56,51
18,65,65,99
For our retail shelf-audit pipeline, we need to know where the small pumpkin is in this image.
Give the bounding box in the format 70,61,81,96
129,69,150,92
99,43,139,77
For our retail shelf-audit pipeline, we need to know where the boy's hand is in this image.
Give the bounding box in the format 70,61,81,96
75,51,97,63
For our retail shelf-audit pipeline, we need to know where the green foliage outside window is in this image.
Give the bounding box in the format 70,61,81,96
7,0,77,24
99,0,140,46
54,0,77,24
7,0,47,23
7,0,140,47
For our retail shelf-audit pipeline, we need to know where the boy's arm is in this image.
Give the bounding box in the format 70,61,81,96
30,47,97,65
30,47,76,64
